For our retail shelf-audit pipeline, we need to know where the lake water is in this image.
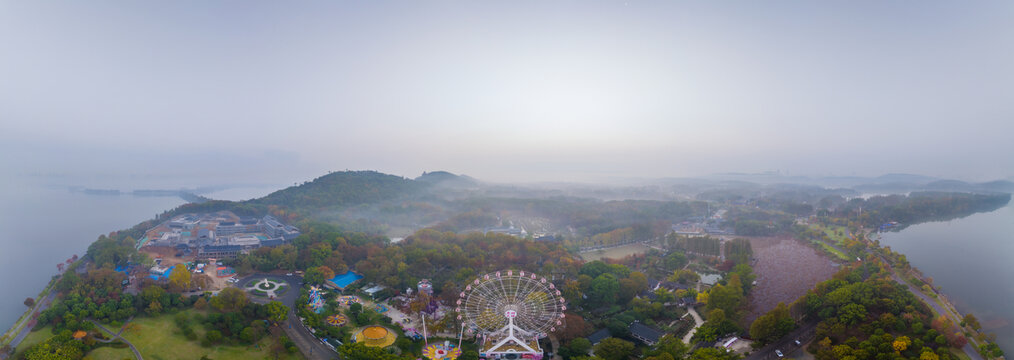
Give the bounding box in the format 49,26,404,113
879,203,1014,354
0,185,186,331
0,181,287,331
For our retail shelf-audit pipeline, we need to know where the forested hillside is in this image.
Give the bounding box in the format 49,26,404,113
842,192,1011,229
252,170,423,210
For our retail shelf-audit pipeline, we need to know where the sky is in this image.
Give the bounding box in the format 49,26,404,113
2,1,1013,187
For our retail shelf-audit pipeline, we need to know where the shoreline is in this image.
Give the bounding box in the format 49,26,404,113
868,229,994,359
0,276,57,356
0,258,79,358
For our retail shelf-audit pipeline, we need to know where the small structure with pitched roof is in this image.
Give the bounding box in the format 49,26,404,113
628,321,665,346
586,328,612,346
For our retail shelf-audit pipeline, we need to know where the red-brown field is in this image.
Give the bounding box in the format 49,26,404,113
744,236,839,324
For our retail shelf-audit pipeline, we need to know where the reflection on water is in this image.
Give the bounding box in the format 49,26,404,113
879,203,1014,354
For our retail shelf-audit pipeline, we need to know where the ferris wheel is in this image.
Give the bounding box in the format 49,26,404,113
455,270,566,336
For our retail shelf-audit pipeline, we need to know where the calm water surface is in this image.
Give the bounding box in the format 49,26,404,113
879,203,1014,354
0,185,184,330
0,181,286,331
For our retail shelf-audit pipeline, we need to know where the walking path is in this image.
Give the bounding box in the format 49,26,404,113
89,319,143,360
548,335,563,360
682,306,704,344
2,290,57,359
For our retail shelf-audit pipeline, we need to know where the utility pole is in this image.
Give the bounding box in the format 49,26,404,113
421,313,428,345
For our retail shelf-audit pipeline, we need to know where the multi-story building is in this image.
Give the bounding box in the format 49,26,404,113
262,216,301,240
199,245,241,258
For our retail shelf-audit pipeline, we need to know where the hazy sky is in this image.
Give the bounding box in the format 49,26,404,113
2,1,1013,186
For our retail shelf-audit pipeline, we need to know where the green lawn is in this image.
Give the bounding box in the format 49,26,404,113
817,241,850,261
815,224,851,246
87,345,135,360
121,310,304,360
13,326,55,355
951,348,972,360
807,224,852,261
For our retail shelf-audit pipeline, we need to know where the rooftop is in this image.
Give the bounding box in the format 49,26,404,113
586,328,612,345
628,322,664,345
699,273,722,286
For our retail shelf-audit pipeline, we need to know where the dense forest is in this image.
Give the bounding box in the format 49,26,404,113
842,192,1011,229
230,222,582,293
799,262,967,360
252,171,424,211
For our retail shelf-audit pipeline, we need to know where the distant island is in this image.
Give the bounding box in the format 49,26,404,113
70,187,213,204
3,170,1009,360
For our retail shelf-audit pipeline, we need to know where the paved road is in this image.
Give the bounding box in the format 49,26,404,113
237,274,338,360
89,319,143,360
745,322,818,360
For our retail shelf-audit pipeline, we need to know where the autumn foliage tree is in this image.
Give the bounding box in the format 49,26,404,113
168,263,192,292
304,265,335,285
553,313,589,341
893,336,911,352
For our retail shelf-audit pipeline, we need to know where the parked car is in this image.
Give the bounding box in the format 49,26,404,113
775,349,784,357
794,339,802,346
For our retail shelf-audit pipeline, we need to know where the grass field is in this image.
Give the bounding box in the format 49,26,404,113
120,310,304,360
951,348,972,360
818,225,851,245
806,224,852,261
580,243,650,261
12,326,55,356
87,346,135,360
816,241,850,261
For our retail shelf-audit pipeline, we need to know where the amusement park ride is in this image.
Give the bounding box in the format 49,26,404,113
447,270,566,360
416,270,565,359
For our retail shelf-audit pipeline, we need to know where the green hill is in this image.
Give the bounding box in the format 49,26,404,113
251,170,422,210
